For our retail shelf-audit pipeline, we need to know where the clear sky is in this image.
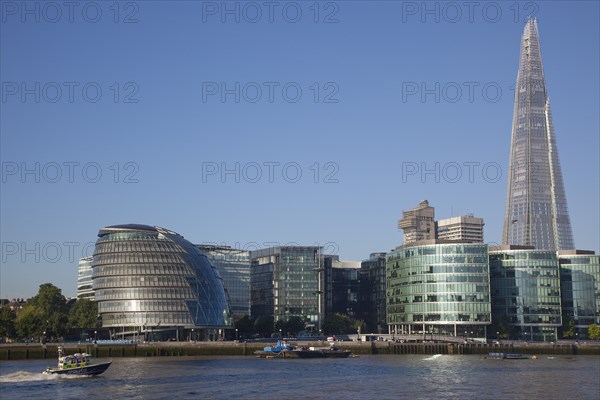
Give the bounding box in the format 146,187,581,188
1,1,598,299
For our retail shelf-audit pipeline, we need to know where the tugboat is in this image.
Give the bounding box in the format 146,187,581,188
43,346,112,376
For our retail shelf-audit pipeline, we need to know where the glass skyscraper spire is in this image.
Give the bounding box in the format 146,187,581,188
502,19,574,251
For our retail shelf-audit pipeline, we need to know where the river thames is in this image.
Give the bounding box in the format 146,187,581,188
1,354,599,399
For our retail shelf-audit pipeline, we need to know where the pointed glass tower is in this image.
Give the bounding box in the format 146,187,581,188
502,19,575,250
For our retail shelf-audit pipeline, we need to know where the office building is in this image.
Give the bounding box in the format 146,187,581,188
196,245,251,317
436,215,484,243
77,256,94,300
387,240,491,338
324,258,361,319
398,200,435,244
502,19,575,250
558,250,600,337
489,245,562,341
250,246,322,328
360,252,387,333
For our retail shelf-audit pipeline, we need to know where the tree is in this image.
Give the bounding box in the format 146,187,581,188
0,307,16,340
15,305,44,339
587,323,600,340
254,316,274,338
284,316,306,336
353,319,367,335
322,313,353,335
234,315,254,339
562,318,577,339
490,315,513,339
16,283,68,339
68,299,98,329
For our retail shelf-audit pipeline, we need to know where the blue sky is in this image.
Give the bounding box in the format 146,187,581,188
1,1,599,299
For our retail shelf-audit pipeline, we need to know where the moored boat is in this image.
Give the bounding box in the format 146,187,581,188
255,341,352,359
486,352,530,360
43,347,112,376
254,340,294,358
290,344,352,359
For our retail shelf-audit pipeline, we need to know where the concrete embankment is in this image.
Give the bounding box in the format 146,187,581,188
1,341,598,360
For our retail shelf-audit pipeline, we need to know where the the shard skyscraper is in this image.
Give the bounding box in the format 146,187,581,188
502,19,575,250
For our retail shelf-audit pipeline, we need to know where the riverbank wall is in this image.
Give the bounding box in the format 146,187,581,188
1,341,598,360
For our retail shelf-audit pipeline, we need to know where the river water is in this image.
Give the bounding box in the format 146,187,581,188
1,354,599,400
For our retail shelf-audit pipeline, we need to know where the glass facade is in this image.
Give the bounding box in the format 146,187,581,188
489,248,561,341
250,247,320,325
324,258,361,319
502,19,574,250
360,253,387,333
77,256,94,300
386,242,491,337
92,224,232,339
559,252,600,336
197,245,251,317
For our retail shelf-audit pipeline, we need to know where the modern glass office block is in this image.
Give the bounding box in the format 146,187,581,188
489,247,561,341
559,251,600,337
196,245,251,317
77,256,94,300
250,246,321,326
387,242,491,338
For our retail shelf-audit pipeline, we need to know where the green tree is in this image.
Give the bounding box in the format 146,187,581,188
562,318,577,339
254,315,274,337
273,316,307,337
15,305,44,339
0,307,16,340
68,299,98,329
16,283,68,340
353,319,367,335
490,315,513,339
322,313,353,335
587,323,600,340
284,316,306,336
234,315,254,339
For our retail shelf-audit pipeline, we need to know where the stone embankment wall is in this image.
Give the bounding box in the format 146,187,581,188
1,341,598,360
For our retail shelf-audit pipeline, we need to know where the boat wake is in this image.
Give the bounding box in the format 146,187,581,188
423,354,443,361
0,371,86,383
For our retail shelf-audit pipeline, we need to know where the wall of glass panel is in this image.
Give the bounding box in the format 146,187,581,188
489,249,561,341
386,243,491,336
77,256,94,300
250,247,320,324
559,254,600,334
92,225,232,332
198,246,251,317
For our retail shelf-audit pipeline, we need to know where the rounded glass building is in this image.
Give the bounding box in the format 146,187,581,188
386,241,491,338
92,224,232,340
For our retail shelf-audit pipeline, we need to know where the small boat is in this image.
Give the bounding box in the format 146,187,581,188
43,347,112,376
485,352,530,360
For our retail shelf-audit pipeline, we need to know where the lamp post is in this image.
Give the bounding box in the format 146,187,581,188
94,330,97,342
235,328,238,342
192,328,195,343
